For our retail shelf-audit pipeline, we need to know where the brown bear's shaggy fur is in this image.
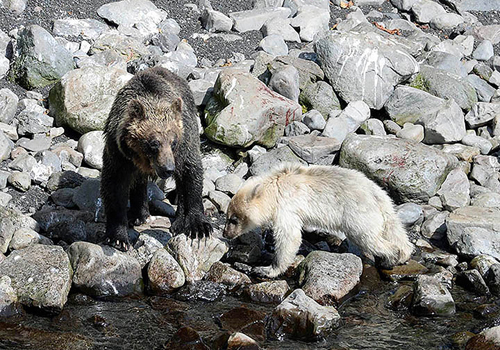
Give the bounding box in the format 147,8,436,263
101,67,211,251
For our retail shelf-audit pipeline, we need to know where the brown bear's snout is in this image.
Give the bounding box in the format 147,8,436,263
155,160,175,179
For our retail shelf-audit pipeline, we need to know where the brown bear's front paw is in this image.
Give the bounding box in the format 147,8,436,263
128,208,150,227
105,227,131,252
171,212,212,239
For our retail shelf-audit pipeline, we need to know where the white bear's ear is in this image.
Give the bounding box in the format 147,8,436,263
171,97,183,114
248,183,261,201
128,99,145,119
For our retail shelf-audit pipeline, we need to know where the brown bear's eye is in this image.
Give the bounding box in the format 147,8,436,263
228,215,238,225
146,140,160,155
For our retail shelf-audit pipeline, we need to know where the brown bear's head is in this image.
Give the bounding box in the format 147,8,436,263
121,97,183,178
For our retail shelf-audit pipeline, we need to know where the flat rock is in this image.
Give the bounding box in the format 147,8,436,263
52,18,109,40
340,134,457,203
0,244,72,313
298,251,363,304
97,0,166,28
287,133,341,164
411,0,447,23
455,227,500,260
446,206,500,247
412,275,455,316
205,261,251,288
229,7,291,33
249,145,306,176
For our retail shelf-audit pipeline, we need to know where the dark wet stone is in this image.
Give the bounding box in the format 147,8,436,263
164,326,210,350
473,304,500,319
51,309,82,331
218,306,267,342
205,261,251,289
174,280,226,302
46,170,86,192
456,270,490,295
380,260,429,281
486,264,500,296
244,280,290,304
387,284,414,310
358,264,384,292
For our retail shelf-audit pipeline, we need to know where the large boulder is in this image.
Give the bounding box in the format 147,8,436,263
0,244,72,313
49,66,133,134
97,0,167,27
339,134,457,203
12,25,73,89
314,30,419,109
204,69,302,148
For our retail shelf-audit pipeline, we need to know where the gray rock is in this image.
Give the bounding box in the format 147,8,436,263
386,86,466,144
0,88,18,124
0,192,12,207
8,228,52,251
473,40,494,61
0,170,9,189
269,65,300,102
361,118,386,136
446,206,500,247
97,0,166,28
411,0,447,23
259,34,288,57
205,261,251,288
8,171,31,192
455,227,500,260
127,230,171,268
315,30,419,110
396,202,423,227
0,245,72,313
0,0,27,14
72,179,101,217
287,133,341,164
16,134,51,153
269,56,324,90
208,190,231,213
249,145,306,176
247,144,267,163
390,0,419,11
300,81,340,119
77,49,127,71
245,280,289,304
337,8,368,33
9,153,36,172
17,108,53,136
52,18,109,40
472,192,500,208
147,248,185,294
91,30,149,61
0,207,39,254
437,168,470,211
421,211,449,240
253,0,284,8
290,5,329,42
215,174,243,196
465,102,500,128
444,0,500,12
12,25,73,89
466,74,496,102
262,18,301,43
188,79,214,107
0,130,13,161
77,131,105,170
322,101,370,142
284,121,309,137
298,251,363,304
396,123,424,142
461,134,492,155
470,254,499,279
412,275,455,316
487,264,500,295
229,7,291,33
201,9,233,33
269,288,340,340
429,13,464,30
49,66,132,134
411,65,478,111
302,110,326,131
457,269,490,295
424,51,467,78
68,242,143,297
340,134,457,203
0,276,21,317
204,69,302,148
167,234,228,282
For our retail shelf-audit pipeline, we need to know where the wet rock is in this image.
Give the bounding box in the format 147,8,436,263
466,325,500,350
77,131,105,170
128,229,171,268
204,69,301,148
147,248,185,295
229,7,291,33
412,275,455,316
50,188,76,208
456,269,490,295
0,276,22,317
0,244,72,313
175,280,226,302
46,170,86,191
68,242,143,297
249,146,306,176
380,260,428,281
315,30,418,110
219,306,267,342
205,261,251,289
385,86,466,144
12,25,73,89
269,288,340,340
486,264,500,296
72,178,101,215
226,332,260,350
0,206,39,254
298,251,362,304
245,280,289,304
300,81,340,119
165,326,210,350
49,66,133,134
387,284,414,310
471,255,499,279
167,234,228,282
340,134,457,203
8,228,52,251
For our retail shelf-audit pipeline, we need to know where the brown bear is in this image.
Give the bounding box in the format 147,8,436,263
101,67,211,251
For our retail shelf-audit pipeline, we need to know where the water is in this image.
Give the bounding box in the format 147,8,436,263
0,278,495,350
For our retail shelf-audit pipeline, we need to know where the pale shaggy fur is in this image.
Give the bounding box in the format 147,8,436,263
223,164,414,278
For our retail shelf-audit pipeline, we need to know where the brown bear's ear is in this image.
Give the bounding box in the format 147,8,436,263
171,97,183,115
128,99,145,119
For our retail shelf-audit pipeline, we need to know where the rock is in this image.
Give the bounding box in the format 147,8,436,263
337,8,368,32
424,51,467,78
486,264,500,296
0,88,19,123
446,205,500,247
361,118,386,136
287,133,341,164
421,211,449,240
396,203,423,227
49,66,133,134
437,168,470,211
52,18,109,41
284,121,309,137
385,86,466,144
429,13,464,30
396,123,424,142
189,79,214,107
466,74,496,102
466,325,500,350
167,234,228,282
0,207,39,254
147,248,185,295
259,34,288,57
0,276,21,317
77,131,105,170
0,244,72,313
0,192,12,207
97,0,166,28
229,7,291,33
455,227,500,260
245,280,289,304
322,100,370,142
205,262,251,289
208,190,231,213
0,130,13,161
72,179,101,217
164,326,210,350
215,174,243,196
380,259,428,281
411,0,447,23
46,170,86,191
0,0,27,14
300,81,341,119
298,251,363,304
302,110,326,131
471,255,499,279
218,306,267,341
201,9,233,33
412,275,455,316
226,333,260,350
8,228,52,251
17,134,51,152
8,171,31,192
68,242,143,297
290,5,329,42
461,134,492,155
456,269,490,295
473,40,494,61
315,30,418,110
269,56,324,90
269,65,300,102
262,18,300,43
12,25,73,89
472,192,500,208
175,280,226,302
269,288,340,340
249,145,306,176
465,102,500,128
411,65,477,111
340,134,457,203
204,69,302,148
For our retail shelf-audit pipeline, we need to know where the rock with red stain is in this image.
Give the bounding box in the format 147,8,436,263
204,69,302,148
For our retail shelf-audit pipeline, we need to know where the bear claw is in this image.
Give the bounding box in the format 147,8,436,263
105,238,131,252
